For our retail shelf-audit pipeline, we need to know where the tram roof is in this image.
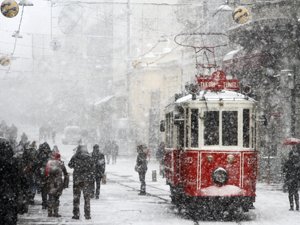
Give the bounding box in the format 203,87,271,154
175,90,255,104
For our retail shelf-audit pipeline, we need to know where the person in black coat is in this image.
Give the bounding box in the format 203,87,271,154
135,144,148,195
35,142,52,209
68,145,94,220
91,144,106,199
283,150,300,211
0,137,19,225
22,144,37,205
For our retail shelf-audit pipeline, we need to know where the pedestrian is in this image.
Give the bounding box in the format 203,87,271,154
91,144,106,199
45,151,69,217
22,143,37,205
156,142,165,177
104,141,112,164
35,142,52,209
135,143,148,195
52,130,56,144
68,145,94,220
111,140,119,164
0,137,19,225
283,150,300,211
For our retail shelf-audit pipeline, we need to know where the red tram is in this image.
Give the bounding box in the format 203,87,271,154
162,70,257,217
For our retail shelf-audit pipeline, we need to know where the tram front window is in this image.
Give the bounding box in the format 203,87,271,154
191,109,199,147
222,111,238,146
204,111,219,145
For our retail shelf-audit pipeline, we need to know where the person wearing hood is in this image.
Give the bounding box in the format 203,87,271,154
45,151,69,217
0,137,19,225
35,142,52,209
68,145,94,220
91,144,106,199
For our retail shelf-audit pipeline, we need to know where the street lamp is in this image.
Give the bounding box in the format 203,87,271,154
18,0,33,6
12,30,23,38
213,1,233,17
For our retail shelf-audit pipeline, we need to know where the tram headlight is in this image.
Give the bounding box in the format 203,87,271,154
212,167,228,185
227,154,235,164
207,155,214,162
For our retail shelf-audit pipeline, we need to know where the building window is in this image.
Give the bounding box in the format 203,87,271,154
222,111,238,146
204,111,219,145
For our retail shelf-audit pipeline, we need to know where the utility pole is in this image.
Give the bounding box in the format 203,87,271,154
127,0,131,118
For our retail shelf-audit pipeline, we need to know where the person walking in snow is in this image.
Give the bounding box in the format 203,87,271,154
35,142,52,209
283,150,300,211
0,137,20,225
111,140,119,164
135,144,148,195
156,142,165,177
45,152,69,217
68,145,94,220
91,144,106,199
103,140,112,164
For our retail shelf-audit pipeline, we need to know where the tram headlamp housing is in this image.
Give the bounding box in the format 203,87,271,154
227,154,235,164
212,167,228,185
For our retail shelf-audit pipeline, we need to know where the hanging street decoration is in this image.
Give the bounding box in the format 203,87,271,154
1,0,19,18
0,56,11,66
232,6,250,24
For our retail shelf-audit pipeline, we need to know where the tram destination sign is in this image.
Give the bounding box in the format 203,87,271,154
196,70,239,91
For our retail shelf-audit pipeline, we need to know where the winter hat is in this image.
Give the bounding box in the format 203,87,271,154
52,151,61,160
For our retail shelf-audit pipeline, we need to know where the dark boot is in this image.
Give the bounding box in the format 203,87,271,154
53,208,61,217
138,191,146,195
85,215,91,220
72,215,79,220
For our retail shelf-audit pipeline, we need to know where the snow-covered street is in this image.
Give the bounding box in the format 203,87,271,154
16,144,300,225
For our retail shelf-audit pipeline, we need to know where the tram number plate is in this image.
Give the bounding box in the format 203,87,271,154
247,157,256,165
183,157,193,164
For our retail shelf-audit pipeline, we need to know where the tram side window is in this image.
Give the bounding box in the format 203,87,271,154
177,119,184,148
191,109,199,147
243,109,250,148
186,109,189,147
204,111,219,145
166,113,172,148
222,111,238,146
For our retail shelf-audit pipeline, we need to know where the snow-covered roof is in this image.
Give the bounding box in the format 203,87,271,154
223,49,241,61
175,90,255,104
94,95,114,106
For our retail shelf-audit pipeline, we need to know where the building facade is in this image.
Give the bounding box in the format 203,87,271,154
225,0,300,182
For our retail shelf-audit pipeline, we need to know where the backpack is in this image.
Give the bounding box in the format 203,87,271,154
45,160,62,177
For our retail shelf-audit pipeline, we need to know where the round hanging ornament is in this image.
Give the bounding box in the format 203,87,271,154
1,0,19,18
232,6,250,24
0,56,11,66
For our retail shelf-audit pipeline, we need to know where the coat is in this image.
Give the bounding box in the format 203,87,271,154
135,151,148,173
35,142,52,182
0,138,19,224
283,153,300,190
92,149,105,178
46,159,68,196
68,147,94,184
